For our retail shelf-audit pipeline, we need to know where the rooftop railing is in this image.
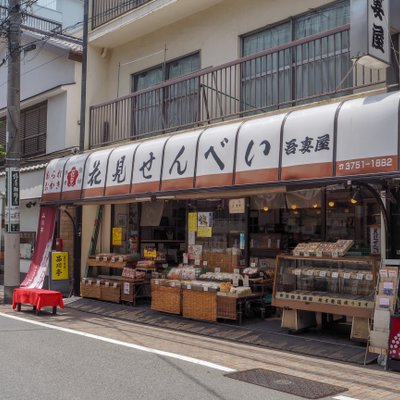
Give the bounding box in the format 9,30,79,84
91,0,153,29
89,25,386,149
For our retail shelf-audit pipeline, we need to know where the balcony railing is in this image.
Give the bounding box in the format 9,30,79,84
89,25,386,149
0,5,62,35
91,0,153,29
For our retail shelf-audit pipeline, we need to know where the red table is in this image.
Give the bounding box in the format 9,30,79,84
12,288,64,315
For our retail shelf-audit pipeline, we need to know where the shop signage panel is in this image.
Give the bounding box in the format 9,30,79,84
51,251,68,280
105,143,139,197
195,122,241,188
161,129,204,191
336,91,399,176
61,153,89,201
131,136,170,194
42,158,68,201
367,0,390,66
281,102,338,180
235,114,283,185
82,149,113,199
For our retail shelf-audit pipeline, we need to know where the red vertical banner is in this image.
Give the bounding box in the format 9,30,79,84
389,316,400,360
20,206,57,289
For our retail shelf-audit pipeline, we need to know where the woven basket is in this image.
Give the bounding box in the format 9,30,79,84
100,283,121,303
151,283,181,314
80,281,101,299
217,295,237,320
182,289,217,322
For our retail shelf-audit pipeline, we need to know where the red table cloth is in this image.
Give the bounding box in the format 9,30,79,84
12,288,64,311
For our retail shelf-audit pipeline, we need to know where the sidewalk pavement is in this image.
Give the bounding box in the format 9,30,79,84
0,296,399,400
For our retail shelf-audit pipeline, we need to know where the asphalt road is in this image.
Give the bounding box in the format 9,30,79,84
0,314,311,400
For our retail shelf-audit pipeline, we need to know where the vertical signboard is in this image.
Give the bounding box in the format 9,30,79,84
350,0,390,68
368,0,390,65
5,167,20,232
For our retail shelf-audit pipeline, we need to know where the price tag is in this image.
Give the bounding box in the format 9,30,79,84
331,272,339,279
96,279,101,286
154,280,159,285
195,259,201,266
105,282,110,287
234,268,240,274
214,267,221,273
187,284,192,290
171,282,175,287
244,275,250,287
162,263,168,269
356,273,364,280
203,286,209,292
319,271,327,277
103,256,108,262
316,250,323,258
95,256,100,262
250,262,256,268
365,273,373,281
294,269,302,276
88,279,92,285
113,283,118,288
306,270,314,276
111,257,116,263
343,272,351,279
203,261,208,267
233,275,239,287
293,250,300,256
304,251,310,257
332,250,339,258
118,256,124,262
123,282,130,295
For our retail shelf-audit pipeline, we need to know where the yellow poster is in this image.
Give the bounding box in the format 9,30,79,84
188,212,198,232
197,227,212,238
51,251,68,280
112,227,123,246
144,248,157,258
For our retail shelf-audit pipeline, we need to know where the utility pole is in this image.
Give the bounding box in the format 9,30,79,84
3,0,21,304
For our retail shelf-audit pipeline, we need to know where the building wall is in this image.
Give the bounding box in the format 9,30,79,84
87,0,333,106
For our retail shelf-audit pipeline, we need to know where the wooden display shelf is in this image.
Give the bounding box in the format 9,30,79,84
273,297,373,319
87,257,133,269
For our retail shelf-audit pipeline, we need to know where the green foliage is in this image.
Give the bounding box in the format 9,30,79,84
0,144,5,158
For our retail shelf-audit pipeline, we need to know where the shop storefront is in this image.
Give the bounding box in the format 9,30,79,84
41,90,400,347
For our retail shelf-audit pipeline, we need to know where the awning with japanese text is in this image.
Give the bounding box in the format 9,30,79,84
42,90,400,203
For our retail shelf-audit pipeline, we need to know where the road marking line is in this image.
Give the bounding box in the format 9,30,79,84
0,312,235,373
333,396,360,400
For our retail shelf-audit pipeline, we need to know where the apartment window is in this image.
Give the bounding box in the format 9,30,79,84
132,52,200,137
0,101,47,158
241,0,350,112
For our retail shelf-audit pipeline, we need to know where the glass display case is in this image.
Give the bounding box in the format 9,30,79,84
273,254,378,319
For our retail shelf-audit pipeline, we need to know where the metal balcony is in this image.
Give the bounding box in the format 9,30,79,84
0,5,62,35
89,25,386,149
91,0,153,29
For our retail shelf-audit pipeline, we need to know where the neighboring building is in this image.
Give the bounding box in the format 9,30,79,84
0,1,83,281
